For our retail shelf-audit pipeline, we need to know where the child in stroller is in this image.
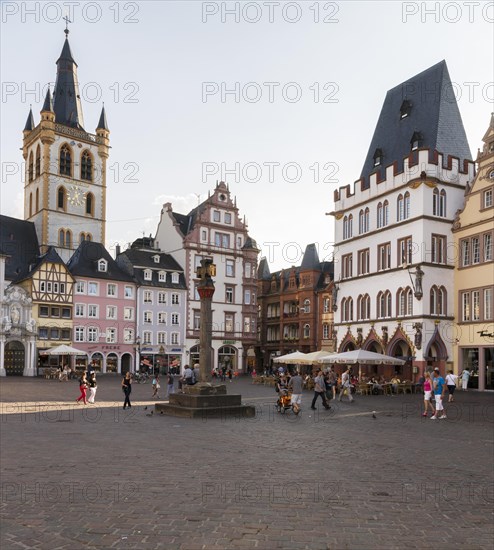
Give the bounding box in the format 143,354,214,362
276,385,300,414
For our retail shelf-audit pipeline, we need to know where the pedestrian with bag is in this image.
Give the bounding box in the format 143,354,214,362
152,374,161,399
445,370,458,402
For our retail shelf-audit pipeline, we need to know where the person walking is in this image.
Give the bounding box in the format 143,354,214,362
166,372,174,398
122,371,132,409
445,370,458,402
152,374,161,399
422,372,435,417
228,369,233,383
460,368,470,391
430,368,446,419
87,372,97,404
288,370,303,413
311,369,331,410
326,367,337,400
76,372,88,405
338,367,354,403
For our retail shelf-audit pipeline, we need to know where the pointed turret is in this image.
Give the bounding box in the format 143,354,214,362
53,33,85,129
96,105,109,131
301,244,320,270
41,87,54,113
23,108,35,133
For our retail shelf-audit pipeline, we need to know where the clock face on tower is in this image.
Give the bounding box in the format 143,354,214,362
68,184,86,206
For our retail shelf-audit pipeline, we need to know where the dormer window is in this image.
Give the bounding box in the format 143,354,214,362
171,272,179,284
158,271,166,282
400,99,412,119
98,259,107,272
144,269,152,281
152,255,160,264
373,148,383,167
411,131,423,151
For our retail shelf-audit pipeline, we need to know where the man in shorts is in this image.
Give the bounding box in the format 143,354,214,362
288,370,303,414
431,368,447,419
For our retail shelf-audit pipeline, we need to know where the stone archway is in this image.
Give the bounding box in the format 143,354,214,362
121,353,132,374
5,341,25,376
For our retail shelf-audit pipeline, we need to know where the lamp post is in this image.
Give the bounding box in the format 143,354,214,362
196,259,216,384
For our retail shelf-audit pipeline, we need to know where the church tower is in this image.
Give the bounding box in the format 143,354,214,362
22,27,110,263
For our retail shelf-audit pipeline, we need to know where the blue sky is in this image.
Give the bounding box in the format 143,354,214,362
1,1,492,270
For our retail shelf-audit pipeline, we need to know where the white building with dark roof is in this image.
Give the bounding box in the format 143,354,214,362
331,61,475,380
155,182,259,373
117,237,187,373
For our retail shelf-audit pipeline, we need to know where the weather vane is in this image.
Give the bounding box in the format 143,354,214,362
63,15,71,37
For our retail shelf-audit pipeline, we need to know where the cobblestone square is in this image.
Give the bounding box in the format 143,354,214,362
1,376,493,549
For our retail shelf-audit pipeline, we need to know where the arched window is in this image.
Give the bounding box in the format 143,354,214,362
59,144,72,176
85,192,94,216
35,188,39,212
342,297,353,322
343,216,348,240
80,232,85,244
357,294,370,320
397,194,404,221
359,210,364,234
364,208,370,232
348,214,353,238
59,229,65,246
28,152,34,182
81,150,92,181
304,299,311,314
397,287,413,317
383,200,389,226
404,192,410,219
57,186,66,210
35,145,41,177
65,230,72,248
377,290,392,318
29,193,33,217
303,324,310,338
377,202,383,228
87,233,92,242
440,189,446,217
430,286,447,315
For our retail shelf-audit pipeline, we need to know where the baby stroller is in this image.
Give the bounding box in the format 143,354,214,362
276,388,300,415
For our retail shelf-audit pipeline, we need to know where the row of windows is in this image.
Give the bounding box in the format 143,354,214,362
267,323,313,341
39,327,71,340
143,270,180,283
58,228,92,248
342,235,448,278
28,144,95,183
39,305,71,318
144,311,180,325
74,326,143,344
212,210,232,224
194,256,254,279
460,232,493,267
75,304,135,320
143,290,181,305
75,281,135,298
342,189,447,240
193,312,256,334
39,282,67,295
200,231,244,250
340,286,447,322
460,287,493,323
142,331,180,345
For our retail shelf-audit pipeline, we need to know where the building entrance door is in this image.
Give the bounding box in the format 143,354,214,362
5,341,25,376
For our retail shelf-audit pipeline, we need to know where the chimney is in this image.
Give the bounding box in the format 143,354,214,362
115,244,121,258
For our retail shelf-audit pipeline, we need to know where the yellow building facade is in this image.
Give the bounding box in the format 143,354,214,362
453,114,494,390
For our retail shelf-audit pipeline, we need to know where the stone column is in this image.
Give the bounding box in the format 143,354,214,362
197,261,215,384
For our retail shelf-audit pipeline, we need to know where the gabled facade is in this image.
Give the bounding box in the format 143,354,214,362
155,182,259,373
117,237,187,373
67,241,136,373
256,245,334,371
332,61,475,380
22,31,109,262
453,114,494,390
15,247,75,372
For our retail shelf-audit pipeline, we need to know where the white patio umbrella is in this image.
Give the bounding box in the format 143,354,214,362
300,350,335,364
319,349,405,380
41,344,87,356
272,351,308,365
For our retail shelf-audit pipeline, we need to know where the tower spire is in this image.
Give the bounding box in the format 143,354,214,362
53,26,85,129
24,106,35,132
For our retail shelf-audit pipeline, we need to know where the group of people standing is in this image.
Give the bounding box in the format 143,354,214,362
75,371,97,405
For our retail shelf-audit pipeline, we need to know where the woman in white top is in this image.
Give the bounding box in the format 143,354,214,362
460,369,470,390
445,370,458,402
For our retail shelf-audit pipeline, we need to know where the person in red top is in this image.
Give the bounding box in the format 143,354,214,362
76,372,88,405
422,372,435,417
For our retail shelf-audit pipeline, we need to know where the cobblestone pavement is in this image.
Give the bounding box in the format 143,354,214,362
1,376,493,550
